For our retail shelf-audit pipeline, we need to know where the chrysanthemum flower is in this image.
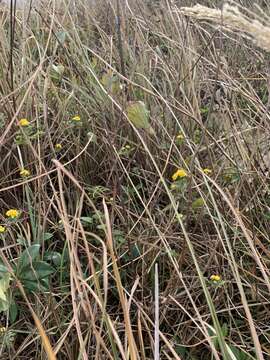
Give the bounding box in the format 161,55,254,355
172,168,188,181
19,118,30,127
20,168,30,178
5,209,20,219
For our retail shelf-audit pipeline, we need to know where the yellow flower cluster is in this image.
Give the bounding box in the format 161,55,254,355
19,118,30,127
20,168,30,178
172,168,187,181
0,226,6,233
210,274,221,282
6,209,20,219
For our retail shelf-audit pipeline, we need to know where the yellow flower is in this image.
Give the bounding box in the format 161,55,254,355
6,209,20,219
210,274,221,282
0,327,6,334
72,115,81,121
172,168,188,181
20,168,30,178
176,133,184,140
55,143,62,150
0,226,6,233
19,118,30,127
203,168,212,175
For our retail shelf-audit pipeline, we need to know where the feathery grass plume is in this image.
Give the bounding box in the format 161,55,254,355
179,3,270,52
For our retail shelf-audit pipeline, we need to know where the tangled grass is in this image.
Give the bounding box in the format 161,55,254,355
0,0,270,359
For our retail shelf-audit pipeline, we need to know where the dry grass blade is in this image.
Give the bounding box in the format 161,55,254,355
103,199,139,360
154,263,159,360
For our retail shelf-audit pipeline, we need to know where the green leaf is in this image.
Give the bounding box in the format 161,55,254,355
229,345,254,360
22,280,45,292
101,71,122,95
175,345,187,356
20,261,55,281
127,101,155,135
50,64,65,81
55,30,67,44
42,232,53,242
9,298,18,323
52,64,65,75
80,217,93,225
221,323,228,337
192,197,205,210
0,264,8,275
44,251,62,267
0,273,11,312
200,107,209,115
17,244,40,273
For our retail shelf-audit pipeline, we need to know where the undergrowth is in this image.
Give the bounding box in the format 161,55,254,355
0,0,270,359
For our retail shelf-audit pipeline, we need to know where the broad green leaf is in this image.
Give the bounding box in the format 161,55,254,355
192,197,205,210
0,273,11,311
22,280,45,292
55,30,67,44
44,251,62,267
20,261,54,281
175,344,187,357
101,71,122,95
34,261,55,278
126,101,155,135
17,244,40,273
9,298,18,323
